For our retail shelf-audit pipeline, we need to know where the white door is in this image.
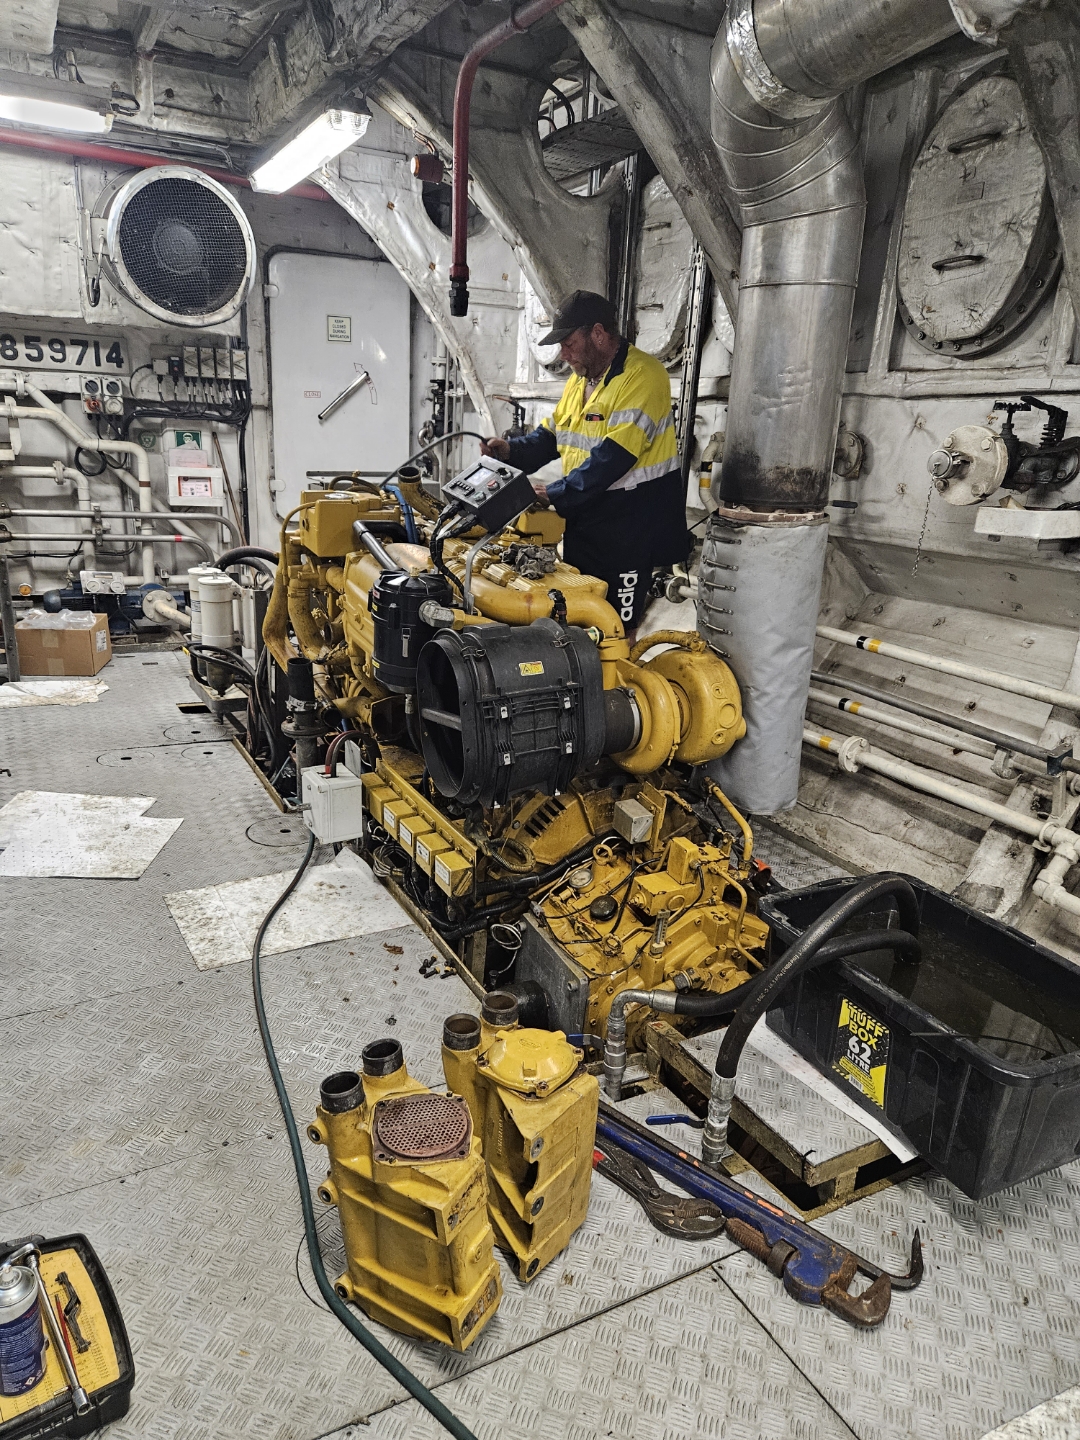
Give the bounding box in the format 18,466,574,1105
268,252,411,513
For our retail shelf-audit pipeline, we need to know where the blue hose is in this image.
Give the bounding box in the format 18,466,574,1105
384,484,419,544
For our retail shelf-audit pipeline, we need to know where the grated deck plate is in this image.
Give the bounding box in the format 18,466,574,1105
4,654,1080,1440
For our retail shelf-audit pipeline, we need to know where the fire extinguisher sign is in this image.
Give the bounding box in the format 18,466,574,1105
832,997,890,1109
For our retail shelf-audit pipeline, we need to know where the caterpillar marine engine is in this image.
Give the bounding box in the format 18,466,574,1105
266,464,766,1063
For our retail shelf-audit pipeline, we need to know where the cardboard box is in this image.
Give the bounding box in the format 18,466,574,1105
15,614,112,676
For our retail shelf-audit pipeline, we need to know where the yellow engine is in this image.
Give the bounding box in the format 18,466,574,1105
514,782,767,1043
307,1039,502,1351
264,472,767,1069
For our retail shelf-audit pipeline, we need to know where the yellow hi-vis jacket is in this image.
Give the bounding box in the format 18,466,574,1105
513,341,678,517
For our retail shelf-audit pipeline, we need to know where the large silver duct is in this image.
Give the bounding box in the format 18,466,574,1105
702,0,959,813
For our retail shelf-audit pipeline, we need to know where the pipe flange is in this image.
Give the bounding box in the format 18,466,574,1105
724,0,828,121
930,427,1009,506
837,734,869,774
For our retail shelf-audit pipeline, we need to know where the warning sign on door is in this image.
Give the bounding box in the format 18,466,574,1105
327,315,352,342
832,997,890,1108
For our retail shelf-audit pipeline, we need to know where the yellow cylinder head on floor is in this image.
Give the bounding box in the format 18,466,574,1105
307,1038,502,1351
442,994,599,1284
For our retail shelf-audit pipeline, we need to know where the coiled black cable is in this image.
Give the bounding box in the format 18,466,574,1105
251,832,478,1440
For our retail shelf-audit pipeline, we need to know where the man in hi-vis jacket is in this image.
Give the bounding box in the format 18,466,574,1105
481,290,687,635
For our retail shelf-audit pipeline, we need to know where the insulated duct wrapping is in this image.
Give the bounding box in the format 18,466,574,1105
699,516,828,813
704,0,957,814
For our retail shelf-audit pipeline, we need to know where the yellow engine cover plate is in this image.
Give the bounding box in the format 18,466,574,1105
479,1028,582,1095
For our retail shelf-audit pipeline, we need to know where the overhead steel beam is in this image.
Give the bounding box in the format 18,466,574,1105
248,0,459,141
376,51,617,309
561,0,742,316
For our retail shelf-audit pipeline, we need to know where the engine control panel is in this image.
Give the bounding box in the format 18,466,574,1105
443,456,537,533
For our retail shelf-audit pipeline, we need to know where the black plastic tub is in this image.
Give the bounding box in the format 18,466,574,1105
759,875,1080,1199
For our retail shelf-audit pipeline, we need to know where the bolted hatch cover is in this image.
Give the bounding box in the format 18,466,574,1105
897,73,1061,359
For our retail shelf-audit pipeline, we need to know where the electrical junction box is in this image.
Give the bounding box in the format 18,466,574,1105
443,456,536,534
613,797,653,845
81,375,125,416
167,465,224,508
301,765,366,843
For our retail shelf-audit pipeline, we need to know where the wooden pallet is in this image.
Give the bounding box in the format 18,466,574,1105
642,1019,925,1219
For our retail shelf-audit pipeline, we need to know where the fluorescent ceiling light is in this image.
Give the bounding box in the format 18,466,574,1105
250,109,369,194
0,93,113,134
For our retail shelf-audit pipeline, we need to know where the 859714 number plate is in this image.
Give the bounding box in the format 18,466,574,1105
0,333,128,373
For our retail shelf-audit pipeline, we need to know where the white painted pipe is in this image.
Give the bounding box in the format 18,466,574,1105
1033,847,1080,916
817,625,1080,712
4,508,240,537
142,588,190,631
11,531,214,562
11,382,157,581
807,687,998,759
803,726,1072,841
806,725,1080,918
1,464,95,565
0,384,244,567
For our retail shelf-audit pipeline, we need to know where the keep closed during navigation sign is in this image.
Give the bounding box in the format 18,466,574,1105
327,315,352,342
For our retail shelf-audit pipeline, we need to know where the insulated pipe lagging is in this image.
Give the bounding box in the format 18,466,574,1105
699,874,919,1164
449,0,569,317
601,926,920,1101
702,0,957,814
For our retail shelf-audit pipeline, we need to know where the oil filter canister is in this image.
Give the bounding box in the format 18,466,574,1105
0,1263,45,1396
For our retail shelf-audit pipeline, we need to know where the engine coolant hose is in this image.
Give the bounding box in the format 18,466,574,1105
698,874,919,1164
251,830,478,1440
602,922,920,1102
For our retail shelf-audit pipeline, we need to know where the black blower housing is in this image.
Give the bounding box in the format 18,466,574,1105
417,617,613,807
370,570,452,694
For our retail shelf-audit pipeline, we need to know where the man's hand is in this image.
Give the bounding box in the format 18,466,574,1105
532,483,548,503
481,436,511,462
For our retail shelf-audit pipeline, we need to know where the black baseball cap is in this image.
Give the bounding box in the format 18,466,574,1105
539,289,618,345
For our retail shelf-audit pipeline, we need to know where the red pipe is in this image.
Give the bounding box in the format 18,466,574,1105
0,124,329,201
450,0,568,316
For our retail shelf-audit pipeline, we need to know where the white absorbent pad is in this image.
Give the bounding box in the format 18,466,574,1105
164,846,412,970
0,679,108,708
0,790,182,878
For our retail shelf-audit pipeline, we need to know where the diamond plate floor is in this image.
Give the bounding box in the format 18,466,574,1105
3,655,1079,1440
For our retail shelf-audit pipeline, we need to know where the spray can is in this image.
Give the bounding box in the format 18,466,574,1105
0,1263,46,1396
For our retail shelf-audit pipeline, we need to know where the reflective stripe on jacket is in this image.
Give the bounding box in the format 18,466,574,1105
542,341,677,498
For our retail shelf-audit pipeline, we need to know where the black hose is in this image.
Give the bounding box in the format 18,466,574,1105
216,546,278,566
713,874,920,1080
434,836,620,940
377,430,489,491
251,831,479,1440
671,928,920,1019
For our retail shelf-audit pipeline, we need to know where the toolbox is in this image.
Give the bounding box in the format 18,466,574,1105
0,1235,133,1439
760,876,1080,1199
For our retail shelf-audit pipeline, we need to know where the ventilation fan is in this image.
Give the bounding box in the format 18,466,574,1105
94,166,256,327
